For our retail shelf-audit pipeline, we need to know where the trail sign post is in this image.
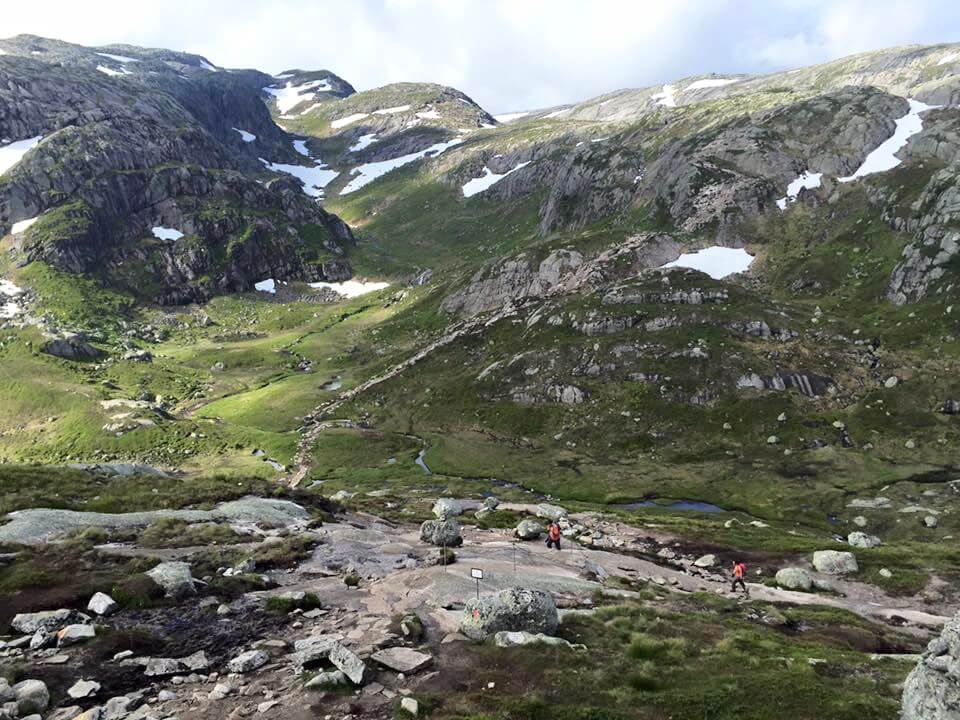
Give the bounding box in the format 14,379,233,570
471,567,483,600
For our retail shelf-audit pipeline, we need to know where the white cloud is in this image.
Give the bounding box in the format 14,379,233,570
2,0,959,112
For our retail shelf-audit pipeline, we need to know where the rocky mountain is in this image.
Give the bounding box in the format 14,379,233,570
4,34,960,720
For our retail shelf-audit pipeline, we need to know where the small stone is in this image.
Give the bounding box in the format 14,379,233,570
905,439,916,449
371,647,433,674
67,680,100,699
884,376,899,388
87,592,118,616
924,515,939,528
879,568,893,578
766,435,779,444
777,413,787,422
400,697,419,716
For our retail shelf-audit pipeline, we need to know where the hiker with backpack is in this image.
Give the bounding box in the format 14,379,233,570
731,560,749,597
546,521,562,550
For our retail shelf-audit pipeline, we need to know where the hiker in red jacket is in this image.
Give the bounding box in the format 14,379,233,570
546,522,562,550
731,560,749,597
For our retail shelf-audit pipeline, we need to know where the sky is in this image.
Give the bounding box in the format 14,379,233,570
2,0,959,112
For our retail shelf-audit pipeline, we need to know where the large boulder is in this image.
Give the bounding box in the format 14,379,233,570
328,643,367,684
57,623,96,646
847,531,881,549
419,519,462,547
460,587,559,641
514,518,543,540
228,649,269,674
812,550,858,575
902,610,960,719
146,561,196,598
87,592,118,616
371,647,432,674
11,609,87,635
432,498,463,519
775,567,813,591
535,504,568,522
41,333,100,361
12,680,49,715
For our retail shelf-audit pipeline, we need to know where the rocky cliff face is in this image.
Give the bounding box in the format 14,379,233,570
0,35,355,304
902,611,960,719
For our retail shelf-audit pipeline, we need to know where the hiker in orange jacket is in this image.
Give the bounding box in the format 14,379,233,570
546,522,562,550
731,560,749,597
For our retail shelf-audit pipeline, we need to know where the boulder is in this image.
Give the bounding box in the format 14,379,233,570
143,657,183,677
11,609,87,635
432,498,462,519
12,680,49,715
483,496,500,510
371,647,433,674
146,561,196,598
87,592,118,616
401,697,419,716
812,550,858,575
535,503,568,522
58,624,96,646
181,650,210,671
419,519,462,547
924,515,940,529
514,519,543,540
693,554,717,568
847,531,882,549
228,649,269,673
41,334,100,361
304,670,348,688
474,507,494,521
775,567,813,591
460,587,558,641
902,610,960,719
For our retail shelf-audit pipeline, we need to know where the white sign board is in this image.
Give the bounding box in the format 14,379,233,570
471,568,484,580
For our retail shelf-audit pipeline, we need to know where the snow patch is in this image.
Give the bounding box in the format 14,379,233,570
199,59,218,72
543,108,570,119
152,226,184,241
264,79,333,114
292,139,310,157
97,52,139,63
330,112,370,129
260,157,339,198
340,138,463,195
97,64,131,77
0,279,23,319
838,99,939,183
298,102,325,115
416,109,441,120
349,134,379,152
776,171,822,210
493,111,529,123
232,128,256,142
309,280,390,298
462,161,531,198
651,84,677,108
373,105,411,115
255,279,277,294
685,78,739,90
661,246,754,279
11,217,39,234
937,52,959,66
0,135,43,175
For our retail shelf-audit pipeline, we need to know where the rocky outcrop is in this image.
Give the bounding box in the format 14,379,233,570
902,610,960,719
41,333,101,360
736,370,834,397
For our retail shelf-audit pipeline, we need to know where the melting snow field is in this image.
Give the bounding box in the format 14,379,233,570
232,128,256,142
0,279,23,319
651,85,677,107
97,65,131,77
938,52,959,66
543,108,571,119
340,138,463,195
838,99,939,182
97,52,139,63
462,161,531,197
309,280,390,298
686,78,739,90
263,79,333,114
260,158,339,197
374,105,411,115
662,246,754,279
152,226,184,241
11,217,39,234
493,111,530,123
292,140,310,157
776,171,822,210
349,134,379,152
331,113,370,129
416,109,442,120
255,279,278,293
0,136,43,175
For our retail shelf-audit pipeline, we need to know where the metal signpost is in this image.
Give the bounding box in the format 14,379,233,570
471,567,483,600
